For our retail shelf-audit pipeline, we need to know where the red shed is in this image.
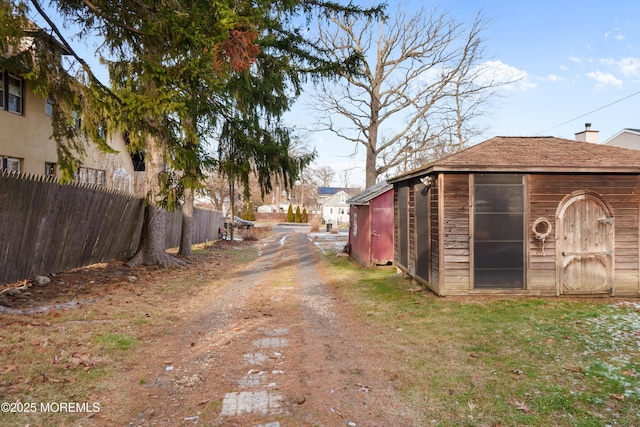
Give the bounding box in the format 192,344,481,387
347,181,394,267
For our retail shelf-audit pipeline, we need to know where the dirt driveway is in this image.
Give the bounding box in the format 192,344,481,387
97,230,416,426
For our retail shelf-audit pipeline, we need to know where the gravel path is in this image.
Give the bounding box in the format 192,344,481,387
113,230,415,426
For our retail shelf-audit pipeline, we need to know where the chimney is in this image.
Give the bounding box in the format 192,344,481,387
575,122,599,143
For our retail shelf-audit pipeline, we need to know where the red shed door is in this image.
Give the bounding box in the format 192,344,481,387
558,194,613,295
371,206,393,265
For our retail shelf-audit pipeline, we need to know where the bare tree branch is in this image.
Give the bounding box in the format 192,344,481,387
312,5,520,187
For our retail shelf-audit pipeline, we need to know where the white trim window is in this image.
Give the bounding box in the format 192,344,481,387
77,166,106,185
1,156,21,172
7,73,22,114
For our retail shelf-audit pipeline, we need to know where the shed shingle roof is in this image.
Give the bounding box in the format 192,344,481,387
390,136,640,183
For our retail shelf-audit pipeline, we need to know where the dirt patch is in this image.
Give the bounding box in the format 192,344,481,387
0,233,415,426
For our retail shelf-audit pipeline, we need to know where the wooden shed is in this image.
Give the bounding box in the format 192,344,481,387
389,136,640,297
347,181,394,267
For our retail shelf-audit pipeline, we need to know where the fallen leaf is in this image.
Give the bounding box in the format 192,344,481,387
622,370,638,377
611,394,625,400
512,400,531,412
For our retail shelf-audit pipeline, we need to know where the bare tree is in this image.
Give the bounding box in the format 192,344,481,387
314,6,519,187
311,166,336,187
338,169,352,188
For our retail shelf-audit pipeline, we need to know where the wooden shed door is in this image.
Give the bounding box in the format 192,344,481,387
558,194,613,294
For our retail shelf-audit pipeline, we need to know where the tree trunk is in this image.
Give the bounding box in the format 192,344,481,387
127,135,185,267
178,187,194,257
365,146,378,188
228,180,235,241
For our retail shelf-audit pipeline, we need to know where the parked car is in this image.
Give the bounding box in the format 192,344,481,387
224,216,255,229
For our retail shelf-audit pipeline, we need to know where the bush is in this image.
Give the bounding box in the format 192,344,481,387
302,208,308,223
295,206,301,223
287,204,294,222
309,217,321,232
238,227,266,241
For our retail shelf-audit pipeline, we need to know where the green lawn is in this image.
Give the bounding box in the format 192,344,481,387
326,256,640,426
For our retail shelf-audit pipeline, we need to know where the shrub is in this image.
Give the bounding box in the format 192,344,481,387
238,227,265,241
287,204,294,222
309,217,321,232
295,206,301,223
302,208,308,223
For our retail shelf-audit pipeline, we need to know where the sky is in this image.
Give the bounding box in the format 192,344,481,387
291,0,640,187
31,1,640,189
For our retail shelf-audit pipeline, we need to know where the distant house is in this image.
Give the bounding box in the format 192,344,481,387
603,128,640,150
390,134,640,297
0,21,143,195
316,186,361,224
347,181,394,267
321,190,350,225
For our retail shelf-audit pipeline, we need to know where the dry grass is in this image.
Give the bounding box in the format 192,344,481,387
309,217,321,232
237,225,270,241
0,240,259,426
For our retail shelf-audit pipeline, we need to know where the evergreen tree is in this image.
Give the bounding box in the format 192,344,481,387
295,206,301,223
287,204,294,223
302,207,308,223
4,0,384,265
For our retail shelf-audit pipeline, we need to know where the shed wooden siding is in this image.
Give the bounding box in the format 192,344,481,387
430,176,440,288
528,174,640,295
441,174,471,292
349,205,371,267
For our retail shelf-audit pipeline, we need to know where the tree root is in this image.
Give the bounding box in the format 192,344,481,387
0,298,100,315
125,251,187,268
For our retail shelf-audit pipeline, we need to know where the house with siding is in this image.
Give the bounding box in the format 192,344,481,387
317,187,361,224
603,128,640,150
389,134,640,297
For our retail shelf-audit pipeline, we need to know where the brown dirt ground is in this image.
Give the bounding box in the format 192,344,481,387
0,230,417,426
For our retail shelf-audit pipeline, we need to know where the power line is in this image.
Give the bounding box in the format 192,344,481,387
535,89,640,135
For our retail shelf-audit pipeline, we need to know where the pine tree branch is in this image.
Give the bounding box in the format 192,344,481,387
29,0,121,103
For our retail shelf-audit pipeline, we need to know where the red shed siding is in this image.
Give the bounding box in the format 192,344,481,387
370,189,394,265
348,205,371,267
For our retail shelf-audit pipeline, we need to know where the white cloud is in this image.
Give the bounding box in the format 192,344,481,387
615,34,625,41
559,65,568,71
586,71,623,88
476,60,536,91
540,74,566,82
618,57,640,78
569,56,582,64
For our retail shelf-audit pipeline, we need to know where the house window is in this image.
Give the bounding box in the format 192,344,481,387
473,174,525,289
77,167,106,186
45,162,56,177
72,111,82,131
1,156,21,172
0,70,23,114
46,98,55,116
7,73,22,114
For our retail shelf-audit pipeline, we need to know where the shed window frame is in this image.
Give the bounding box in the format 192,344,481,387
472,173,525,289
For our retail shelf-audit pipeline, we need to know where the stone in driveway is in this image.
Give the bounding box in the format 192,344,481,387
220,390,283,416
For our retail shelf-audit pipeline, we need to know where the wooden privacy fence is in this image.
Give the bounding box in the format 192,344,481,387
0,171,224,285
165,208,224,249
